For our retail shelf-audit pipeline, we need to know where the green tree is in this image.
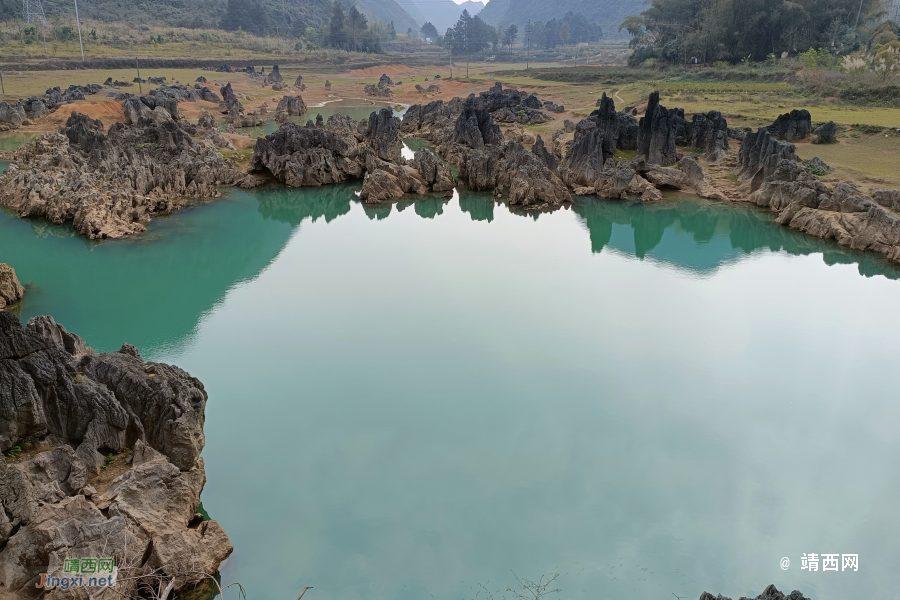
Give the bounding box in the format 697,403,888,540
421,21,439,40
328,2,347,49
502,23,518,53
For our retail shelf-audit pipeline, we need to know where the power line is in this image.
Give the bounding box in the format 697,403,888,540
22,0,47,26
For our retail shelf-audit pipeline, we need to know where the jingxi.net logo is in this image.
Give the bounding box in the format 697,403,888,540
35,558,117,590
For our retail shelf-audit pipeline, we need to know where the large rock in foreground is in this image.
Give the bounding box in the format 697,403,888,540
0,264,24,310
0,312,231,598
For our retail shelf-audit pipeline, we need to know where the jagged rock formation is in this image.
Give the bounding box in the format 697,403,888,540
699,584,810,600
767,109,812,141
690,111,729,162
737,127,900,262
325,80,332,91
122,95,180,125
219,82,244,115
453,99,504,150
0,112,256,239
728,127,747,140
813,121,838,144
458,141,571,209
196,75,207,83
365,80,393,98
411,148,455,193
269,64,284,83
638,92,681,166
359,155,430,203
400,98,460,144
365,108,402,161
295,74,303,87
543,100,565,113
804,156,833,173
197,109,218,130
250,110,401,187
532,135,558,171
0,102,29,130
416,84,441,93
0,263,24,309
276,95,308,118
873,189,900,210
484,92,545,125
0,313,231,598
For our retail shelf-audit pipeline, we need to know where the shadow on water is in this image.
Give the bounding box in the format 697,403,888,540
3,186,898,358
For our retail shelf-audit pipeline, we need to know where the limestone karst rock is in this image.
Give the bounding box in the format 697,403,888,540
813,120,838,144
457,141,571,209
0,313,232,598
0,263,25,309
0,112,255,239
0,102,29,130
219,82,244,114
531,135,558,171
638,92,680,166
453,99,504,150
767,109,813,142
365,108,402,161
690,111,729,162
737,127,900,262
412,148,455,193
873,189,900,210
249,121,366,187
276,95,308,117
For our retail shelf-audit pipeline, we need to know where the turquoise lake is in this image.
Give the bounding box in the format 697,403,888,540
2,182,899,600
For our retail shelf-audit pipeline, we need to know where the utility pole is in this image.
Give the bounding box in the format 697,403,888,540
73,0,85,62
525,20,531,71
464,15,469,79
0,71,5,95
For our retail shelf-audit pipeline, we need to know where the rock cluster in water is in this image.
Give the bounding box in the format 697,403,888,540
0,112,256,239
250,108,401,187
0,312,231,597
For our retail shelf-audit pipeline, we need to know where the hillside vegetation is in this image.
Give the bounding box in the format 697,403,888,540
477,0,641,39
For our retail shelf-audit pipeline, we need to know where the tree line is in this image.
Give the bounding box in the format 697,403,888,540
621,0,886,65
422,9,601,55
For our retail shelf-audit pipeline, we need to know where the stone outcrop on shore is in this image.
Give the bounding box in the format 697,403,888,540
0,112,256,239
249,108,403,188
737,127,900,262
0,312,231,598
0,264,25,310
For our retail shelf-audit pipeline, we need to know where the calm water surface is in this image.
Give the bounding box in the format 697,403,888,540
1,184,899,600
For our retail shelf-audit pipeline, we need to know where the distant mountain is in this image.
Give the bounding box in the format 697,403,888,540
406,0,486,33
36,0,424,35
477,0,642,38
337,0,421,33
38,0,334,32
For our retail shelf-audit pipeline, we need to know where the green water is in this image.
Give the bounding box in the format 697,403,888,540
0,132,40,151
2,189,899,600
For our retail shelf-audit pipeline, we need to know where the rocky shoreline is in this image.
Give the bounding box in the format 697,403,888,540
1,78,899,264
0,312,231,599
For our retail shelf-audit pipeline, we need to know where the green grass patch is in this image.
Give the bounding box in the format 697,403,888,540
851,123,885,135
657,81,794,94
